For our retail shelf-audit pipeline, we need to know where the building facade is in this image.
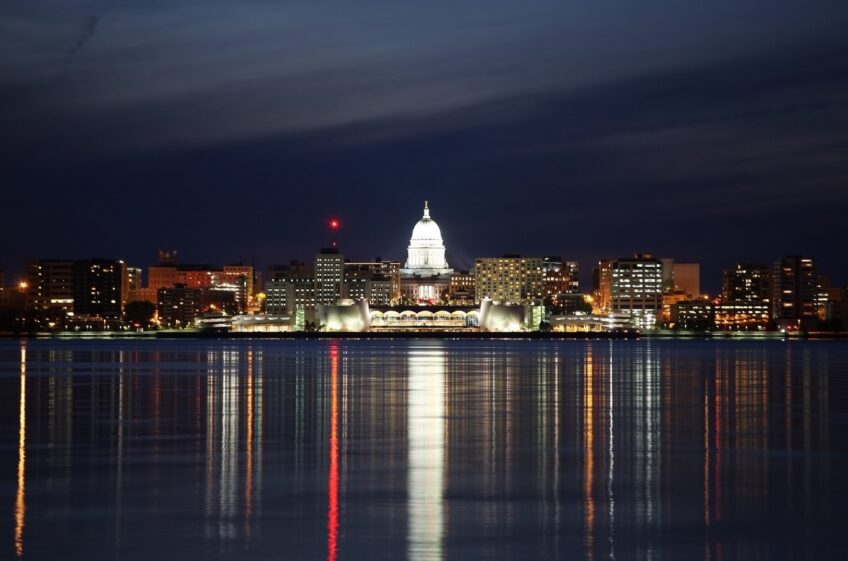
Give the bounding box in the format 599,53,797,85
542,257,579,299
722,263,772,304
72,258,127,323
315,248,344,305
772,256,816,327
475,256,544,304
608,254,663,328
265,262,315,315
157,284,202,327
344,260,401,305
26,259,75,313
400,201,454,303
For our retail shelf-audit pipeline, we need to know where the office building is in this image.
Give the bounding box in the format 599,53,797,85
26,259,75,313
542,257,579,299
772,256,817,327
315,248,345,305
593,259,613,313
72,258,127,323
475,255,544,304
265,262,316,315
608,254,663,328
157,284,202,327
344,260,401,305
448,271,476,304
672,263,700,297
722,263,772,304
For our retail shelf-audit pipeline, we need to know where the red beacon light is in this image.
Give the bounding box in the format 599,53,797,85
329,218,340,231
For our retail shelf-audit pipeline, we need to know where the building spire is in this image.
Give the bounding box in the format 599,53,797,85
423,200,430,218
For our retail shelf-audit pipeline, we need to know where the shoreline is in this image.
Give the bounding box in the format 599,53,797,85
1,330,847,340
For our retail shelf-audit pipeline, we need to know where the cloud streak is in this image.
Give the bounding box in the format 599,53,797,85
67,15,98,62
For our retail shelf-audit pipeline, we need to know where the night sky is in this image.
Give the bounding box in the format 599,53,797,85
2,1,848,292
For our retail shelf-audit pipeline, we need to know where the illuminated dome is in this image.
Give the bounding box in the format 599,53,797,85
401,201,453,277
410,206,443,242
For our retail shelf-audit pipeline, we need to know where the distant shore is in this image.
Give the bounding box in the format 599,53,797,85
2,330,847,340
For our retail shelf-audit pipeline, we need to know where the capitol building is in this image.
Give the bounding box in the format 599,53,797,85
400,201,454,303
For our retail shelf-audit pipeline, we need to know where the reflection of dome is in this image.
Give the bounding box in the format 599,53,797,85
401,201,453,277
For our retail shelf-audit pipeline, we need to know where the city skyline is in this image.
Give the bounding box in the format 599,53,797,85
5,201,841,335
1,203,844,295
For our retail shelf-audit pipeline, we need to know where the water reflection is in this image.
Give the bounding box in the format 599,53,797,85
1,339,843,560
15,343,26,558
583,345,594,561
407,344,445,561
327,343,339,561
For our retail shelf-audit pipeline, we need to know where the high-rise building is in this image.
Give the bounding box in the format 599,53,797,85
265,262,315,315
542,257,579,299
672,263,700,297
148,264,179,291
722,263,772,304
772,256,817,327
594,260,613,313
661,258,676,293
344,260,401,305
475,255,544,304
148,252,252,312
72,258,127,323
157,284,202,327
660,258,700,297
315,248,345,305
127,267,143,291
608,254,663,328
222,265,254,301
26,259,75,313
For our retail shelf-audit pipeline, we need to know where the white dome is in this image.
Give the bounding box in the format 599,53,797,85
410,208,444,246
401,201,453,276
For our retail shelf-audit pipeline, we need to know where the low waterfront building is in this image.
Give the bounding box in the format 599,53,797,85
714,302,771,331
670,300,715,331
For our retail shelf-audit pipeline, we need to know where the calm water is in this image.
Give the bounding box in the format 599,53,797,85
1,339,847,560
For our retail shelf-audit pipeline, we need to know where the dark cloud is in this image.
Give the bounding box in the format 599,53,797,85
1,1,847,290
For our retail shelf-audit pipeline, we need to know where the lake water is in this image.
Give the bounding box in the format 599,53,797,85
1,338,847,560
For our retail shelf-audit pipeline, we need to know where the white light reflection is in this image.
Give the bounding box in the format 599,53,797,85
15,343,26,558
608,341,615,561
407,343,446,561
220,350,239,539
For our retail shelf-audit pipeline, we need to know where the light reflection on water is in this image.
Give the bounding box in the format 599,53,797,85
1,339,846,560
